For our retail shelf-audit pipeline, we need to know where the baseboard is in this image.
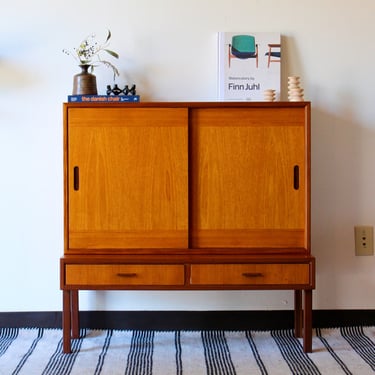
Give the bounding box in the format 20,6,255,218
0,310,374,330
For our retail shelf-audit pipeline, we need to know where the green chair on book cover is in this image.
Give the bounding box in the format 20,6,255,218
228,35,258,68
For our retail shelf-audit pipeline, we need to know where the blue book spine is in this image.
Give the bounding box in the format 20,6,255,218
68,95,140,103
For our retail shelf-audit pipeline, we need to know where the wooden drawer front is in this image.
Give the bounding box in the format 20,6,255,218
65,264,185,286
190,264,310,286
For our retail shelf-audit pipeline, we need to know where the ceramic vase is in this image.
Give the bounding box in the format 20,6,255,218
72,65,98,95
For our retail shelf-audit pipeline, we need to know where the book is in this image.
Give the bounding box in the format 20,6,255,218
68,95,140,103
218,32,281,101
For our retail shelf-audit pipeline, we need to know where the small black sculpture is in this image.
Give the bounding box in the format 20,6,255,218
106,84,137,96
129,84,136,95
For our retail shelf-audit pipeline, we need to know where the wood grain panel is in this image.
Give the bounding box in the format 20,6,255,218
67,108,188,249
66,264,185,286
190,107,307,248
69,230,187,249
190,263,310,285
190,229,305,248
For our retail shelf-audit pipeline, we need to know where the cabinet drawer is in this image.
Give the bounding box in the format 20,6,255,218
65,264,185,286
190,264,310,286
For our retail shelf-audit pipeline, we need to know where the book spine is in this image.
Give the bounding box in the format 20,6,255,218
68,95,140,103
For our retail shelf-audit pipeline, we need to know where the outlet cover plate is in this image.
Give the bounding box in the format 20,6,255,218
354,226,374,256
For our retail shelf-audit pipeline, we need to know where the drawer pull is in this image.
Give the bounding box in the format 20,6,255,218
117,273,137,278
242,272,263,278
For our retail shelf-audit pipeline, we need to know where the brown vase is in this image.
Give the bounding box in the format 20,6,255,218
72,65,98,95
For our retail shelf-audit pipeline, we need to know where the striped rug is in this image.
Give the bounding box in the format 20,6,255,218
0,327,374,374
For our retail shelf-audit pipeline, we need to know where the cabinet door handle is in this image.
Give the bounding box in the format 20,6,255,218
242,272,263,278
73,166,79,191
293,165,299,190
117,273,137,278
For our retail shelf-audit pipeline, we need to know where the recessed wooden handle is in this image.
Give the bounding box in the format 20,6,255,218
73,166,79,191
117,273,137,278
242,272,263,278
293,165,299,190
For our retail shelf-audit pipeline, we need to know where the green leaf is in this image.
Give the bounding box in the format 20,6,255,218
104,49,119,59
105,29,112,43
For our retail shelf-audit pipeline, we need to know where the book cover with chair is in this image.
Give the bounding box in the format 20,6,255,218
218,32,281,101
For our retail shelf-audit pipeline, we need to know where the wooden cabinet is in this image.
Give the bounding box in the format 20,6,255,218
61,102,314,353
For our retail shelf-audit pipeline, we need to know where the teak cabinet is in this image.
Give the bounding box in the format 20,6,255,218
61,102,314,353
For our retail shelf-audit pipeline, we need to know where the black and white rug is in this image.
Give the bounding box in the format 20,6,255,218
0,327,374,374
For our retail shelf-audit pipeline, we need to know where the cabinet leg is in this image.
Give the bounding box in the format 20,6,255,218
294,290,303,338
62,290,72,354
303,290,313,353
71,290,79,339
62,289,80,353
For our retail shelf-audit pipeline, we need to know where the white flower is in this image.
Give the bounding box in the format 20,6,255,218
63,30,119,80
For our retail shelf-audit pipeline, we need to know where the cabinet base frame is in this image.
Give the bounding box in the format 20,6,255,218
62,288,313,354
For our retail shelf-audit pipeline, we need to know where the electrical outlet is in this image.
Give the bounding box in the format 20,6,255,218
354,226,374,256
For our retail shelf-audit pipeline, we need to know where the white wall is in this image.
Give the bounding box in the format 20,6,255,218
1,0,375,312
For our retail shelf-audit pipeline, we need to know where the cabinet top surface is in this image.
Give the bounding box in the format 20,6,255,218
64,101,310,109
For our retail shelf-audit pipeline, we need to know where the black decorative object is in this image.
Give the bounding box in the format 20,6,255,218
106,84,137,96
